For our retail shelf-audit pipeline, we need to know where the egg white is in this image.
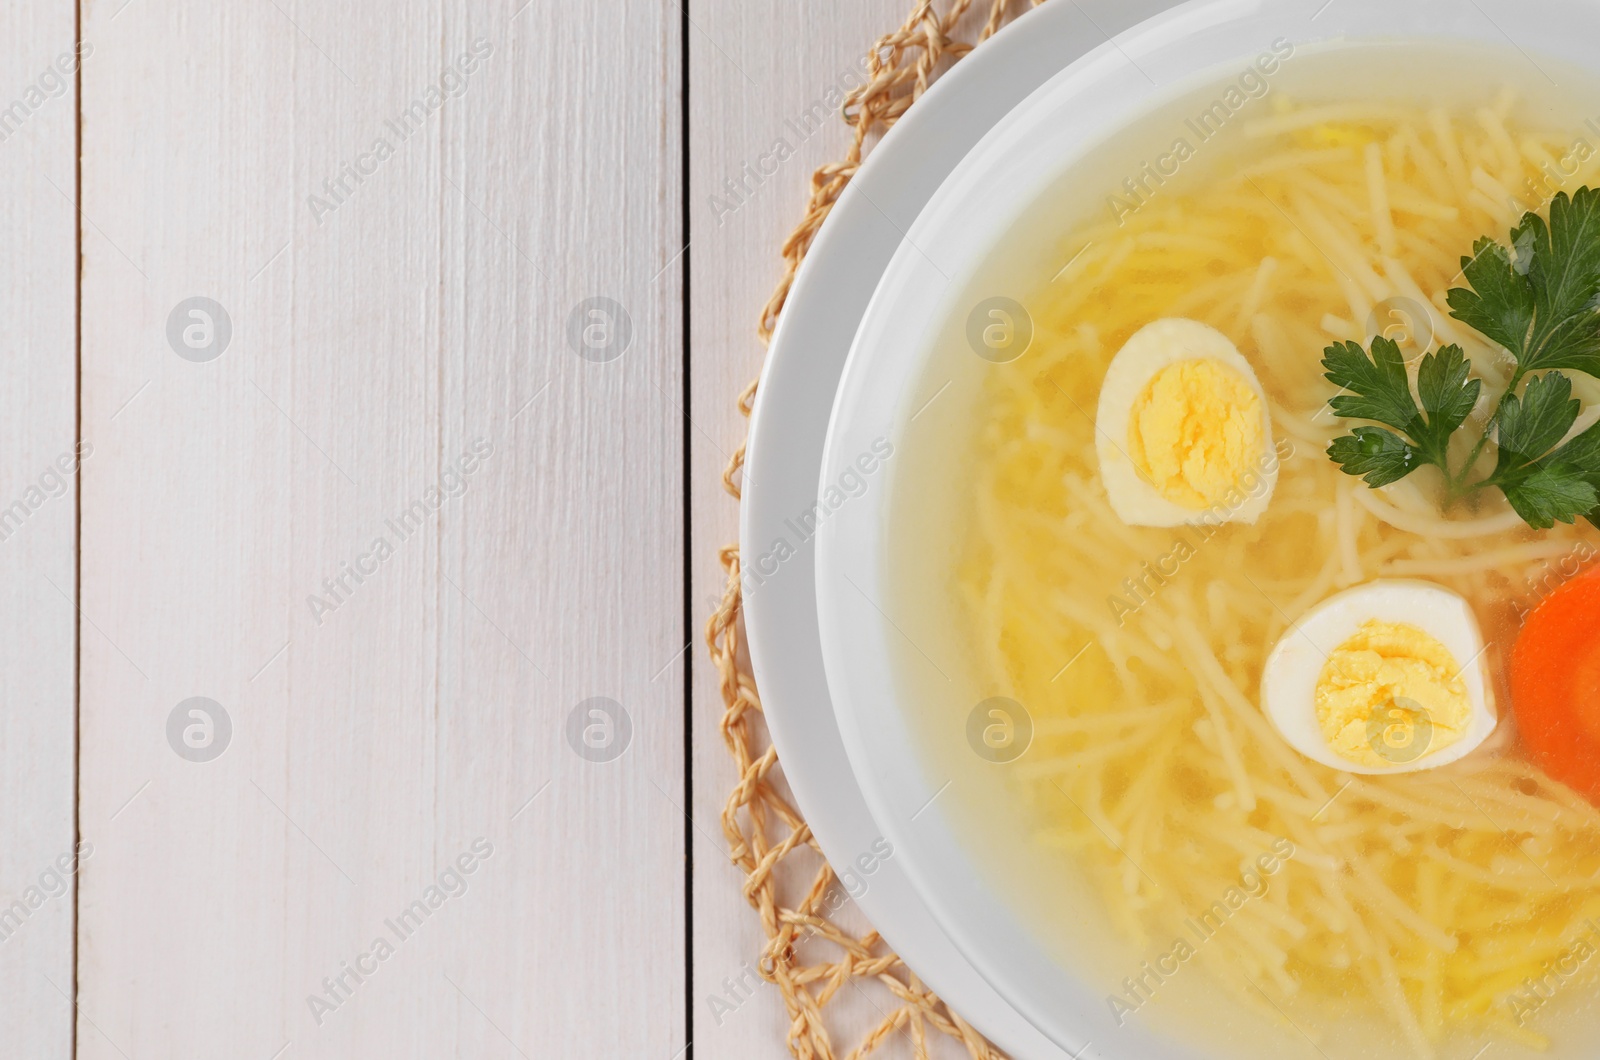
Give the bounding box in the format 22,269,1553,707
1094,318,1279,528
1260,579,1498,775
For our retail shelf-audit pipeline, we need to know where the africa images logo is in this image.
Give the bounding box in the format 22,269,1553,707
305,838,494,1027
307,439,494,625
307,38,494,225
741,437,894,596
1106,37,1294,226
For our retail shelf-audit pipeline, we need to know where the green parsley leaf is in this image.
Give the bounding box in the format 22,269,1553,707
1323,337,1420,434
1517,418,1600,529
1479,372,1600,528
1447,187,1600,376
1413,344,1482,465
1327,427,1421,488
1500,465,1599,530
1322,339,1480,482
1447,235,1536,359
1488,370,1582,482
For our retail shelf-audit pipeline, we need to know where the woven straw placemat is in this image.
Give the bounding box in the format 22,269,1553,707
705,2,1041,1056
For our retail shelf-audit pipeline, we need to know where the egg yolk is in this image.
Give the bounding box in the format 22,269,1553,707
1126,358,1265,510
1314,620,1470,768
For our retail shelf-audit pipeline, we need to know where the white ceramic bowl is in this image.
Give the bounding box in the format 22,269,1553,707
815,1,1600,1057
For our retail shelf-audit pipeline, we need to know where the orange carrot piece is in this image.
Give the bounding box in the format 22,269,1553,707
1511,566,1600,803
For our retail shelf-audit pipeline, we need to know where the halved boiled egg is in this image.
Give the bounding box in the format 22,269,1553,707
1261,580,1498,774
1095,318,1279,528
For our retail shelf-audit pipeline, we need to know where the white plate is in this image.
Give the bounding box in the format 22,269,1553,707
739,2,1174,1057
814,1,1600,1057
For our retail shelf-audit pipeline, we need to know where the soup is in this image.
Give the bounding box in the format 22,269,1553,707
904,51,1600,1059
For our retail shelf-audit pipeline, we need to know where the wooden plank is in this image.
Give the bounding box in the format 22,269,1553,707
435,1,687,1057
0,5,82,1057
77,1,683,1057
687,3,914,1056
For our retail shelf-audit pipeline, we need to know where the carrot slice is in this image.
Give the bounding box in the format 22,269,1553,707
1511,565,1600,803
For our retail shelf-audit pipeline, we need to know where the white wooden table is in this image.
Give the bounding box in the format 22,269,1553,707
2,0,911,1057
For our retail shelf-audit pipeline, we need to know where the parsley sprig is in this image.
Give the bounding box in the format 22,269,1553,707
1325,187,1600,529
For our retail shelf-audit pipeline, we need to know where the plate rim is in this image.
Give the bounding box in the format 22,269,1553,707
737,2,1179,1056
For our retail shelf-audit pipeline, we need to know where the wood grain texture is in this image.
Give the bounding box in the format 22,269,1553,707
76,1,682,1058
687,3,919,1056
0,4,80,1056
